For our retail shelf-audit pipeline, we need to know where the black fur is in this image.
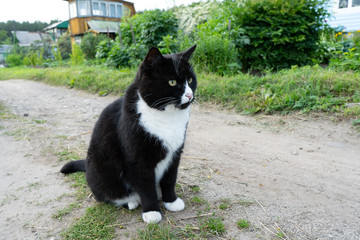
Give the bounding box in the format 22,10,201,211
60,45,197,222
60,159,86,173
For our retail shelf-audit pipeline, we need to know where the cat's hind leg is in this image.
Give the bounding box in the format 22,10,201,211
113,193,140,210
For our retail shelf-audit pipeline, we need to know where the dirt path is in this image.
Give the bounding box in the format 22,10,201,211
0,79,359,239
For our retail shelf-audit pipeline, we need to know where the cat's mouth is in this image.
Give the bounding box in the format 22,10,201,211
177,97,195,109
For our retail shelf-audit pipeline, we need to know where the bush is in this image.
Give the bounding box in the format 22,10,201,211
193,33,240,75
23,49,44,66
105,41,147,68
81,33,107,59
70,44,85,65
95,39,114,64
330,47,360,71
5,53,23,67
119,9,178,48
58,34,72,60
229,0,330,71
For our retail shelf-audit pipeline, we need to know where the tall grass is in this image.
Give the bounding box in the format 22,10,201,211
197,65,360,114
1,65,359,116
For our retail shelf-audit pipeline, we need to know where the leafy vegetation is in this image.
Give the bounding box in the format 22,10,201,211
1,65,359,117
219,0,330,71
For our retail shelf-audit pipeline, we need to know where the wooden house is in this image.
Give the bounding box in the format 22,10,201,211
328,0,360,31
63,0,136,43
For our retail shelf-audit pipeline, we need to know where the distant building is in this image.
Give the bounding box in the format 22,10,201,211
12,31,54,47
328,0,360,31
62,0,136,44
43,21,69,41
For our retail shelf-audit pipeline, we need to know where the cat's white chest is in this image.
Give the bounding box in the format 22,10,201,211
137,94,190,152
136,94,190,182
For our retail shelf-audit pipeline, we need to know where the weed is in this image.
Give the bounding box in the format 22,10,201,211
191,196,208,205
219,199,230,210
137,223,179,240
189,185,200,193
200,217,226,236
237,219,250,229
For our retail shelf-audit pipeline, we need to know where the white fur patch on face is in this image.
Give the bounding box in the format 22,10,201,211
181,82,193,104
142,211,162,224
164,198,185,212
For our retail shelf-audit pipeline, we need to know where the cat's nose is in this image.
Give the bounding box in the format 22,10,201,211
185,93,193,100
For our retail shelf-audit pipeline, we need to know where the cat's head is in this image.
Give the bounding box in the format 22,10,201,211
137,45,197,110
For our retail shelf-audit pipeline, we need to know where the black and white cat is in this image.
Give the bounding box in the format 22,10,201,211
60,45,197,224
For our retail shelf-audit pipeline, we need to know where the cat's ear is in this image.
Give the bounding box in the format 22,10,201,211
180,44,196,62
144,47,163,65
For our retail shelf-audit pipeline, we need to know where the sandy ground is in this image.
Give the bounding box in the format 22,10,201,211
0,79,359,240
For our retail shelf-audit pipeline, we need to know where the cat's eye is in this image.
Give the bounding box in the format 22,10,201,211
168,80,177,86
188,78,193,84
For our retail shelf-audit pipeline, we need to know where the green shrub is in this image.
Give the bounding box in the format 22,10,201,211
193,33,240,75
119,9,178,48
330,47,360,71
105,42,147,68
95,39,114,64
80,33,107,59
5,53,23,67
70,44,85,66
23,49,44,66
229,0,330,71
57,34,72,60
106,42,130,68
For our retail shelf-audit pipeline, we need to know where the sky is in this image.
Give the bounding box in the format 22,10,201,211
0,0,202,23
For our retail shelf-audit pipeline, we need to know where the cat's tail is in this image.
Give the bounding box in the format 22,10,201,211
60,160,86,174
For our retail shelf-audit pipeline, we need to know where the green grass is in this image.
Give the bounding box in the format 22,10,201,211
62,203,120,240
1,65,359,116
137,223,179,240
200,217,226,236
237,219,250,229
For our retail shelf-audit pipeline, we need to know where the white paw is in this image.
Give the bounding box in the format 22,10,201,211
164,198,185,212
127,200,139,210
142,211,162,224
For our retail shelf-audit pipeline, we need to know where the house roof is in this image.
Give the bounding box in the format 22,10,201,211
12,31,54,47
87,20,119,33
44,21,69,31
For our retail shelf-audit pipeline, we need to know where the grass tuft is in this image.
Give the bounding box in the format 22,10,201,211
237,219,250,229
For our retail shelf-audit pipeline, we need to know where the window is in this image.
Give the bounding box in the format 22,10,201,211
100,2,107,16
91,1,122,18
339,0,348,8
116,5,122,18
353,0,360,7
110,3,116,18
338,0,360,8
78,0,91,16
93,2,100,15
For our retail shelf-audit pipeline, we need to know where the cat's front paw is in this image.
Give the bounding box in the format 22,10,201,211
142,211,162,223
164,198,185,212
